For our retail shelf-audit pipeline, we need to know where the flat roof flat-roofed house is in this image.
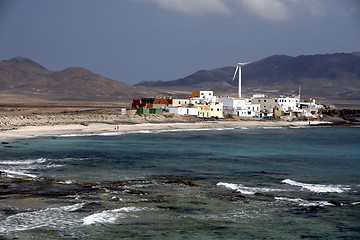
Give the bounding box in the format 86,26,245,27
171,99,190,108
217,96,259,117
168,107,198,116
190,91,216,104
197,102,224,118
208,102,224,118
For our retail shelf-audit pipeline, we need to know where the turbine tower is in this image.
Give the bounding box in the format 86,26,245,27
232,62,250,98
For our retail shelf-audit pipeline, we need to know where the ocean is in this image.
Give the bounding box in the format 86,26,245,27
0,126,359,239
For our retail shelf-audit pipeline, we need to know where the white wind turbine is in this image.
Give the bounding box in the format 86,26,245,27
232,62,251,98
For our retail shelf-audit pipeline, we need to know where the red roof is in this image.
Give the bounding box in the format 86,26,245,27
153,98,172,104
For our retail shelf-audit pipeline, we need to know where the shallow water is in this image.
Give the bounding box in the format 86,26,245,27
0,126,359,239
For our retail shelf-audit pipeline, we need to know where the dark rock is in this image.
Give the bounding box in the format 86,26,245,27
105,181,131,186
3,145,19,148
165,179,197,186
329,200,342,207
232,195,247,201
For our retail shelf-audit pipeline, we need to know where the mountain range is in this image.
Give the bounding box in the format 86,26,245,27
0,57,163,104
1,53,360,106
136,52,360,105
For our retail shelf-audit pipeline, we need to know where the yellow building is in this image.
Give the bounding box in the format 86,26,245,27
209,102,224,118
197,105,210,118
171,99,190,107
197,102,224,118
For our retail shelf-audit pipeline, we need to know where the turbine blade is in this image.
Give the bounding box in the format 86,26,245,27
232,66,239,80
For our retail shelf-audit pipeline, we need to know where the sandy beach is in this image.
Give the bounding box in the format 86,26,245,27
0,112,328,141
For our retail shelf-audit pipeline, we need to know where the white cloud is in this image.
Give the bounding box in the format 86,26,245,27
235,0,292,21
141,0,327,21
143,0,230,16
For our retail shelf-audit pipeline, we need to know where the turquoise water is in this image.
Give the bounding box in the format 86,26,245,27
0,126,359,239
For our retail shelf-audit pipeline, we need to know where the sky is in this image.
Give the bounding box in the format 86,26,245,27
1,0,359,85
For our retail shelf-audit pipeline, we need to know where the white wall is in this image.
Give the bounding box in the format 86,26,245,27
168,107,198,116
217,97,250,108
277,96,300,110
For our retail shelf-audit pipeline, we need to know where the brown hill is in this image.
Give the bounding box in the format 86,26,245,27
136,53,360,106
0,57,161,104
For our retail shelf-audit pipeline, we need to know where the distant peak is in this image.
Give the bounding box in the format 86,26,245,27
2,56,48,71
60,67,93,75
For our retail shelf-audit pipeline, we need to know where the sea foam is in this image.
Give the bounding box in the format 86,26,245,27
82,206,147,225
1,169,38,178
0,203,85,233
282,179,351,193
217,182,285,195
0,158,54,178
275,197,334,207
0,158,47,165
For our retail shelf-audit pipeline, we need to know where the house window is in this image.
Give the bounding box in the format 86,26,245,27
211,108,213,111
264,100,267,102
217,108,220,111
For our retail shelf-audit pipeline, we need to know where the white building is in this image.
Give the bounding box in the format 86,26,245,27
190,91,217,104
236,103,261,117
299,98,322,109
168,107,198,116
217,96,260,117
277,95,300,110
216,96,251,108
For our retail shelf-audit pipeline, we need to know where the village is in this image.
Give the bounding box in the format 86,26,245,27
129,62,323,121
130,90,323,120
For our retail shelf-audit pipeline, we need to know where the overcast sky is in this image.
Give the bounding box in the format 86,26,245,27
1,0,359,84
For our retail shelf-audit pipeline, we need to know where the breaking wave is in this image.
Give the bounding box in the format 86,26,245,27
0,158,62,178
0,169,38,178
217,182,285,195
260,127,285,129
275,197,335,207
282,179,351,193
0,203,85,233
0,158,47,165
82,206,149,225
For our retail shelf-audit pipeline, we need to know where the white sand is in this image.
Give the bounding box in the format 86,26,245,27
0,120,328,141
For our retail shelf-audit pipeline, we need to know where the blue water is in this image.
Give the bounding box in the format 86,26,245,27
0,126,359,239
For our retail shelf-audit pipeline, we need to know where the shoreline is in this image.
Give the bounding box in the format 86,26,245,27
0,119,331,141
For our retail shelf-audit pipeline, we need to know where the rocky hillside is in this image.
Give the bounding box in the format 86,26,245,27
0,57,162,103
136,53,360,104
